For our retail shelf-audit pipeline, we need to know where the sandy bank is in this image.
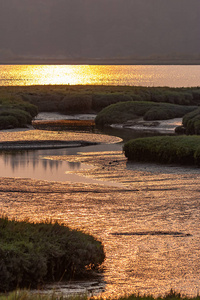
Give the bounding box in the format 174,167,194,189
0,129,122,150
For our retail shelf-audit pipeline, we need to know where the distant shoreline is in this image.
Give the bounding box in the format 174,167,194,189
1,59,200,65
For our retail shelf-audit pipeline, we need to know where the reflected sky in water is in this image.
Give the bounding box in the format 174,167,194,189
1,149,89,182
0,143,122,186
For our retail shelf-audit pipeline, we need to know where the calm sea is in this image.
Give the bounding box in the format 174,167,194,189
0,65,200,87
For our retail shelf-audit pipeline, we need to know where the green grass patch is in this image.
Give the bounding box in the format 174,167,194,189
95,101,197,126
123,135,200,166
0,217,105,292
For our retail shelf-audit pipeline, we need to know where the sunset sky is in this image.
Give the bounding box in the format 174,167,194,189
0,0,199,60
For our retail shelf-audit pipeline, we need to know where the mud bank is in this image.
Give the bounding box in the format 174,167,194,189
0,130,122,150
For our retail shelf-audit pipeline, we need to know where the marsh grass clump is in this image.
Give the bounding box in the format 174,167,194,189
0,96,38,129
0,108,32,127
123,135,200,166
182,108,200,135
95,101,197,127
0,217,105,292
149,90,194,105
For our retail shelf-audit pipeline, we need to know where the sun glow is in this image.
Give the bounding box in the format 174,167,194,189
1,65,200,87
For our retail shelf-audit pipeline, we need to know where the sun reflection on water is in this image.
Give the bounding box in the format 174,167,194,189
0,65,200,86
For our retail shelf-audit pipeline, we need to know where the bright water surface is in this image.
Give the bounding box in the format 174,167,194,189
0,65,200,87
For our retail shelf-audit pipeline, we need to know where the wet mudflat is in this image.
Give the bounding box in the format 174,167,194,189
1,143,200,297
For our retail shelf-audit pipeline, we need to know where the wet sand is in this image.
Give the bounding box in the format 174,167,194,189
0,129,122,150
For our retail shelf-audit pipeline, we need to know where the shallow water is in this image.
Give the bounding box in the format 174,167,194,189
0,143,123,186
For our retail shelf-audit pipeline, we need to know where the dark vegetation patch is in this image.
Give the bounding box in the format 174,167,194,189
0,217,105,292
0,85,200,130
21,86,200,113
123,135,200,166
0,96,38,129
181,108,200,135
1,85,200,113
95,101,197,126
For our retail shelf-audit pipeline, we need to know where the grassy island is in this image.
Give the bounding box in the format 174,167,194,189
0,217,105,292
95,101,197,126
123,135,200,166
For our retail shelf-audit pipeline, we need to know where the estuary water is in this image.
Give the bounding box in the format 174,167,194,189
0,65,200,87
1,65,200,297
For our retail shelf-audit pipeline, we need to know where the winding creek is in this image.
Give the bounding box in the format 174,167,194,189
1,119,200,297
